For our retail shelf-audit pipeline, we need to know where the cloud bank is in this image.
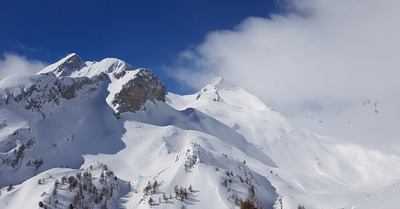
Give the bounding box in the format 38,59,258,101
174,0,400,113
0,53,47,81
172,0,400,151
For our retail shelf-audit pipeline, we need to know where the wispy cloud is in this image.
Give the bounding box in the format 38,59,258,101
16,42,39,52
0,52,47,80
171,0,400,150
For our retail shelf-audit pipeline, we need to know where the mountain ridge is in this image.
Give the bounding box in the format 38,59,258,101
0,54,400,209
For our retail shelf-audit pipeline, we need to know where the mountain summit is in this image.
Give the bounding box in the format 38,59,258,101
37,53,85,77
0,54,400,209
2,53,166,115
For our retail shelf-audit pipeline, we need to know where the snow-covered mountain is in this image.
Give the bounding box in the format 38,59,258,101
0,54,399,209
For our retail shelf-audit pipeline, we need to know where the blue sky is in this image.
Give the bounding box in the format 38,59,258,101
0,0,277,94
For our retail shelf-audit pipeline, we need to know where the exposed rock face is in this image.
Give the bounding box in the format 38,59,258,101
0,127,37,169
0,75,105,113
1,53,166,115
57,75,105,100
112,69,166,114
50,53,85,77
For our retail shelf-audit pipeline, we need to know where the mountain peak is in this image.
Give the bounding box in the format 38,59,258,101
191,77,270,110
65,52,79,59
37,53,84,77
206,77,235,91
6,54,166,115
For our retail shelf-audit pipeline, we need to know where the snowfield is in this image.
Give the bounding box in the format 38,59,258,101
0,54,399,209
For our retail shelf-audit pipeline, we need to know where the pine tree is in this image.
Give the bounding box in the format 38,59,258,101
174,185,179,196
163,193,167,202
148,197,154,206
249,185,255,201
152,180,158,193
298,205,306,209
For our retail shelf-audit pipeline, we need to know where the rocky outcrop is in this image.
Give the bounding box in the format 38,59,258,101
0,74,105,113
112,69,166,114
49,53,85,77
1,54,166,116
0,127,37,169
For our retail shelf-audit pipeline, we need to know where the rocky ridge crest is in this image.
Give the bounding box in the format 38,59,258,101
1,53,166,115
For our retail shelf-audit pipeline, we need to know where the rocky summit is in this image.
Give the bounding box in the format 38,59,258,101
112,68,166,114
35,53,166,114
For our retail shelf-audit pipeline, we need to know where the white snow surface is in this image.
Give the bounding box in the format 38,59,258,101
1,54,400,209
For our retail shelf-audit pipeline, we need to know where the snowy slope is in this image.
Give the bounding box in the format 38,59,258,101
167,77,400,209
345,180,400,209
1,54,400,209
289,98,400,155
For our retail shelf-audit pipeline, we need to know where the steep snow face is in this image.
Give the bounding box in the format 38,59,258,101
1,55,400,209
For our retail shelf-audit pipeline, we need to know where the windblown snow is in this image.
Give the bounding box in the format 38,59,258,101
0,54,399,209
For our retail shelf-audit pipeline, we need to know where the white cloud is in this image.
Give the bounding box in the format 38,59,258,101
0,53,47,80
172,0,400,151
